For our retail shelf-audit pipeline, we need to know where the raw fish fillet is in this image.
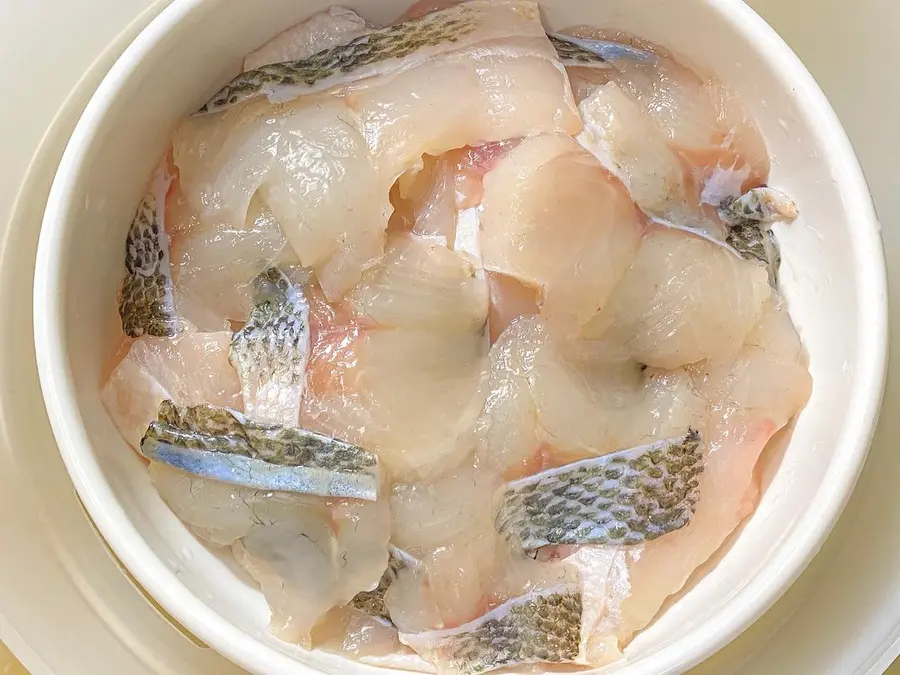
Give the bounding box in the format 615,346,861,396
480,134,643,325
244,7,371,72
302,329,487,481
175,2,578,299
102,331,241,450
150,459,390,647
199,1,549,114
594,299,812,645
233,495,391,646
171,195,293,332
348,234,488,332
584,226,771,369
572,31,769,237
476,317,707,477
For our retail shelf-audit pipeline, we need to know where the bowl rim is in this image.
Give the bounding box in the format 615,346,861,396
32,0,889,673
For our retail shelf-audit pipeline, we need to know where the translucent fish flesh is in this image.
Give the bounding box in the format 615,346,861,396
171,195,292,332
233,495,391,646
118,163,178,338
348,234,487,332
400,586,583,675
302,329,487,481
350,547,419,624
594,301,812,646
572,33,769,239
102,331,241,450
244,6,371,71
141,401,380,500
175,1,578,300
584,226,771,369
495,432,703,551
198,1,550,114
480,134,643,325
230,268,310,426
476,317,707,477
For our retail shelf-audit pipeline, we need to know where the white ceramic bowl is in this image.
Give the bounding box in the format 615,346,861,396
33,0,888,673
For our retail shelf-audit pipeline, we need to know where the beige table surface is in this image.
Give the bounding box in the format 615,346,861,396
1,0,899,674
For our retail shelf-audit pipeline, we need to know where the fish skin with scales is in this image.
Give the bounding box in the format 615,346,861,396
118,167,178,338
495,431,704,551
401,586,583,675
143,401,380,500
230,267,310,426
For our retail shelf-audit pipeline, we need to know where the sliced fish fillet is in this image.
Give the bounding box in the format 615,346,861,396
102,331,241,450
584,226,771,369
244,6,371,72
481,134,643,325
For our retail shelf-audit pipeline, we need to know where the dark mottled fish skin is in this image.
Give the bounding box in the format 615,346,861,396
118,169,178,338
350,547,418,624
401,587,582,675
550,33,652,66
196,4,481,114
720,187,798,284
145,401,380,499
496,431,703,551
230,268,310,426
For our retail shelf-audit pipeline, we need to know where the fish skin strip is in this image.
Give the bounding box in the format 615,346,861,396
118,166,178,338
549,33,653,65
197,1,544,114
400,586,583,675
142,401,380,500
230,267,311,426
496,431,703,551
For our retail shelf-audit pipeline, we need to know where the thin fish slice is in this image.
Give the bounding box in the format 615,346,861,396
230,268,310,426
400,586,582,675
119,165,178,338
351,547,419,624
550,33,652,66
720,187,799,281
198,0,544,114
496,431,703,551
142,401,380,500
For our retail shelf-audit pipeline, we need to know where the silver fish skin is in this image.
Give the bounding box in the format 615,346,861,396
495,431,703,551
549,33,653,66
400,586,582,675
143,401,380,500
196,1,546,115
720,187,798,283
230,267,310,427
350,546,419,624
118,166,178,338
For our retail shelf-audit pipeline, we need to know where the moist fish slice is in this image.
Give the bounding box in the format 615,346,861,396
197,0,546,114
350,547,419,624
230,267,310,426
496,431,703,551
118,166,178,338
141,401,380,500
549,33,652,66
720,187,798,282
400,586,582,675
